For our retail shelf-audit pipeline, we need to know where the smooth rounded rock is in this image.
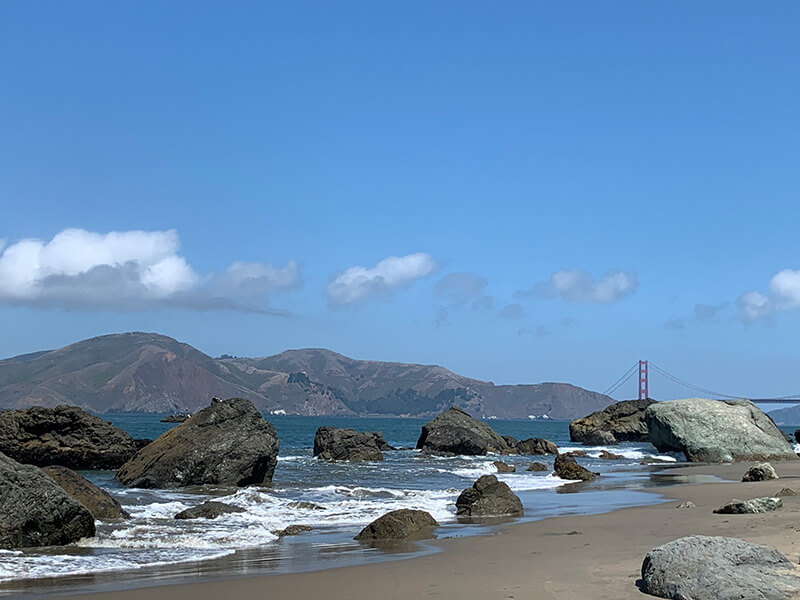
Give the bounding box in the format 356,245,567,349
355,509,439,541
455,474,523,517
313,427,383,462
416,407,510,456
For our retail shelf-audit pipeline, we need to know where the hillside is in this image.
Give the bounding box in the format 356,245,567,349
768,404,800,427
0,333,613,419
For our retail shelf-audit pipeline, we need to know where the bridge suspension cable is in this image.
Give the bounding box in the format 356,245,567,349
603,362,639,396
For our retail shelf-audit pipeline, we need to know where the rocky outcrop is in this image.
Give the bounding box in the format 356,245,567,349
645,399,797,463
354,509,439,541
174,501,246,520
493,461,515,473
116,398,279,489
527,462,548,472
553,453,597,481
514,438,558,455
416,407,510,456
641,535,800,600
42,466,129,520
455,474,523,517
713,497,782,514
0,452,95,549
0,405,139,469
313,427,384,462
569,399,655,445
371,432,395,451
742,462,779,482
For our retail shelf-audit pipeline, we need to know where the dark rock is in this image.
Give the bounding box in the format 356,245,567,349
0,405,139,469
313,427,383,462
0,451,95,549
116,398,279,489
276,524,313,537
570,399,655,445
493,460,516,473
161,414,190,423
645,399,797,463
598,450,624,460
42,465,129,520
795,429,800,444
641,535,800,600
455,474,523,517
502,435,519,448
416,407,510,456
742,462,779,482
553,453,597,482
515,438,558,455
527,462,548,472
134,438,152,450
354,509,439,541
370,432,396,451
713,497,782,514
564,450,588,457
174,501,246,520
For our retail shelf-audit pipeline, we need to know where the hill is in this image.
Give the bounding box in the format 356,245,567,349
767,404,800,427
0,333,613,419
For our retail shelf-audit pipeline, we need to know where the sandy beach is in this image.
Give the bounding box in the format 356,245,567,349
51,460,800,600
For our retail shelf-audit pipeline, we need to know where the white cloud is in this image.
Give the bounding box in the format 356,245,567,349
736,268,800,322
327,252,436,306
517,269,638,304
0,228,300,312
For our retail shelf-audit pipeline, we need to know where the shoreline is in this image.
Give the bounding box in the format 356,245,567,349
28,460,800,600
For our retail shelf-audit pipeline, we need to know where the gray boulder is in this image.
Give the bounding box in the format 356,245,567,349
0,405,139,469
742,462,779,482
313,427,383,462
455,474,523,517
645,398,797,463
641,535,800,600
0,452,95,549
116,398,279,488
355,509,439,541
42,465,129,520
553,453,597,481
713,497,782,514
569,399,655,444
174,501,246,520
515,438,558,455
416,407,510,456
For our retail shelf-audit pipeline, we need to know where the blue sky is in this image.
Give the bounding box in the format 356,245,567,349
1,2,799,401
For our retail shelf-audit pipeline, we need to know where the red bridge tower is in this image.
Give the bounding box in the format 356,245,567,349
638,360,649,400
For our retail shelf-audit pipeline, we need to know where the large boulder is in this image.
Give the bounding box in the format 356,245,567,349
641,535,800,600
42,466,129,520
553,453,597,481
355,509,439,541
569,399,655,445
313,427,384,462
116,398,279,489
645,399,797,463
0,452,95,549
455,474,523,517
514,438,558,455
713,497,782,514
174,501,245,520
0,405,139,469
416,407,510,456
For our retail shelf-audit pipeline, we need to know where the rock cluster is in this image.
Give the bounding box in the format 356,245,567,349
416,407,509,456
116,398,279,489
455,474,523,517
42,465,129,520
569,399,655,445
313,427,384,462
354,509,439,541
553,453,597,481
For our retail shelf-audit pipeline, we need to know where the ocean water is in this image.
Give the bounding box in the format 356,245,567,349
0,415,687,596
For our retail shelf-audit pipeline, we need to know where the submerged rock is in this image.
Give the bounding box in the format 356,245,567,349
645,399,797,463
416,407,510,456
570,399,655,445
455,474,523,517
354,509,439,541
641,535,800,600
713,497,782,514
527,462,548,472
742,462,779,482
174,501,246,520
42,465,129,520
276,524,313,537
116,398,279,489
514,438,558,455
0,452,95,549
313,427,383,462
0,405,139,470
598,450,624,460
493,460,515,473
553,453,597,482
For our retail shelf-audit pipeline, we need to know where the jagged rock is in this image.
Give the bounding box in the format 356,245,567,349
713,497,782,514
776,488,796,497
570,399,656,445
276,524,313,537
527,462,548,472
116,398,279,488
742,462,779,482
493,460,516,473
795,429,800,444
0,405,139,469
641,535,800,600
598,450,624,460
645,399,797,463
370,432,396,451
553,453,597,482
502,435,519,448
42,465,129,520
416,407,510,456
676,501,696,509
455,474,523,517
354,509,439,541
313,427,384,462
0,452,95,549
515,438,558,455
174,501,246,520
161,414,190,423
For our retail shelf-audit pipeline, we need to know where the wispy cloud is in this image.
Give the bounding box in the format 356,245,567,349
498,303,525,319
0,228,301,313
517,269,638,304
664,318,687,330
433,271,493,326
327,252,436,306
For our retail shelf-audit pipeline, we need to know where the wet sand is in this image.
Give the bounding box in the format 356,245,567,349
49,461,800,600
